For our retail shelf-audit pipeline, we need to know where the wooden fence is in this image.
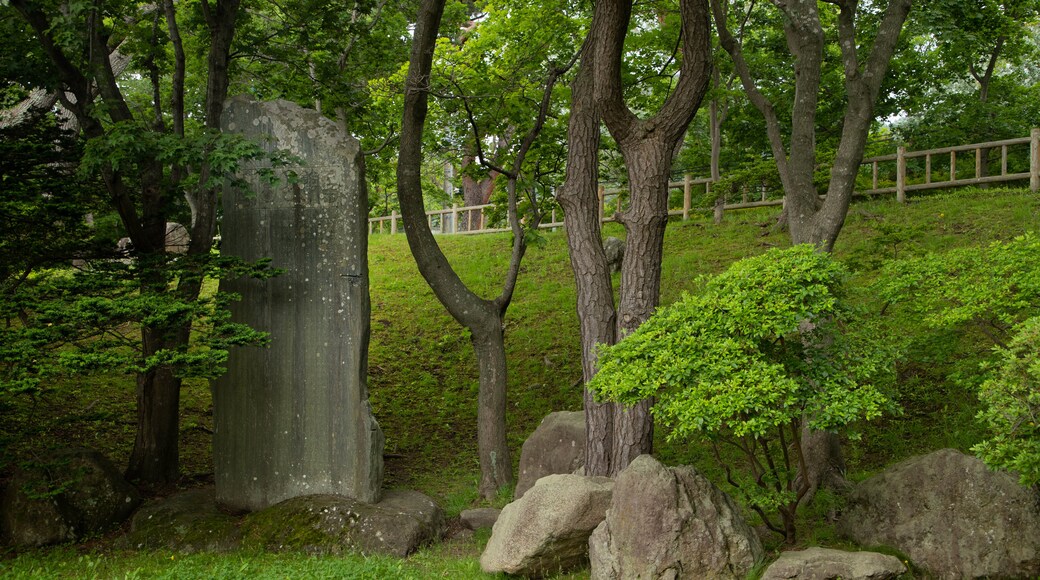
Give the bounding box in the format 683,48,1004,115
369,129,1040,235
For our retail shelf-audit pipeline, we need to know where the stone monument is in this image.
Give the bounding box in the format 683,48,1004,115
215,97,383,511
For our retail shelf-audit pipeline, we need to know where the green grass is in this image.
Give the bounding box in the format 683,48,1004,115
1,186,1038,577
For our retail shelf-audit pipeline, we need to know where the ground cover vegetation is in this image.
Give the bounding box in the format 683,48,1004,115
2,0,1040,575
1,187,1038,576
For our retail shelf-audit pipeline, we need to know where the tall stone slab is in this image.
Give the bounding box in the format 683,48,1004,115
215,97,383,511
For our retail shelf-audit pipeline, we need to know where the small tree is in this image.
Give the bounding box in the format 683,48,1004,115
589,246,896,543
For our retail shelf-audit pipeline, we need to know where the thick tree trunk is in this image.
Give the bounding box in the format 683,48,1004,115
557,48,618,477
126,327,183,484
608,140,673,473
585,0,711,476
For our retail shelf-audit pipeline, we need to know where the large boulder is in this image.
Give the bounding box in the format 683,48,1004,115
481,474,614,577
120,489,241,553
589,455,762,579
515,411,585,499
240,489,443,557
838,448,1040,579
1,448,141,546
760,547,907,580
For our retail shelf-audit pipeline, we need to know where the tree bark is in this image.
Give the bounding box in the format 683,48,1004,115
586,0,711,476
557,42,617,477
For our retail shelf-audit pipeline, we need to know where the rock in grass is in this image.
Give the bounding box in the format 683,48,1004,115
0,448,140,546
120,488,240,553
515,411,585,499
460,508,501,530
240,490,443,557
481,474,613,577
760,547,907,580
838,448,1040,579
589,455,762,580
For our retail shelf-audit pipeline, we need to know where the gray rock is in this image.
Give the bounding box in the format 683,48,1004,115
590,455,762,580
460,508,501,530
164,222,190,254
603,237,625,274
216,97,383,511
240,490,443,557
0,472,71,546
838,448,1040,579
761,547,907,580
120,489,241,553
481,474,614,577
0,448,141,546
516,411,585,499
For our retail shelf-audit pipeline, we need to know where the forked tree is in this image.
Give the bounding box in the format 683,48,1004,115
397,0,576,498
558,0,713,477
711,0,911,250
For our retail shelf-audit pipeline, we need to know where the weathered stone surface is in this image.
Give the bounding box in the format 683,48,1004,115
164,222,190,253
460,508,501,530
516,411,585,499
590,455,762,580
481,474,614,577
240,490,443,557
0,472,71,546
120,489,241,553
760,547,907,580
603,237,625,274
838,448,1040,579
216,97,383,511
0,448,140,546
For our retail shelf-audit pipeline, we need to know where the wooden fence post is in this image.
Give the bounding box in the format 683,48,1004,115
1031,128,1040,193
391,210,398,235
683,174,692,221
896,146,906,203
598,185,605,223
451,204,458,234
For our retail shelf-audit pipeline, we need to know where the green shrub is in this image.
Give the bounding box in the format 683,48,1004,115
972,316,1040,486
590,245,897,543
876,233,1040,483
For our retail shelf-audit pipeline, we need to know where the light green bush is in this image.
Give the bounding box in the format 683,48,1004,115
590,245,897,542
973,316,1040,486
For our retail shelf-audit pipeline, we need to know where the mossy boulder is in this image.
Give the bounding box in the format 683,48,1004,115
240,490,443,557
119,489,241,553
1,448,140,546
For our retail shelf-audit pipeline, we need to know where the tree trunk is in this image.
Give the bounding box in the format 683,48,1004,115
125,327,183,484
587,0,711,475
473,324,513,496
557,46,618,477
397,0,516,499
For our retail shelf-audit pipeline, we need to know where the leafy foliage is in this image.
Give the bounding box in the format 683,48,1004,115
877,233,1040,484
973,316,1040,486
0,111,106,292
876,232,1040,341
590,245,897,540
0,255,280,401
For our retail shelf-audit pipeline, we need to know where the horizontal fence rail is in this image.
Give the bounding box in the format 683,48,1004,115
369,129,1040,235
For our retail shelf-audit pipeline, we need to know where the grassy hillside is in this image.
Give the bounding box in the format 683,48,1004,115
368,187,1039,504
1,186,1037,577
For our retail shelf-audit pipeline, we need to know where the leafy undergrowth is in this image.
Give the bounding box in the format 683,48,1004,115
1,187,1037,577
